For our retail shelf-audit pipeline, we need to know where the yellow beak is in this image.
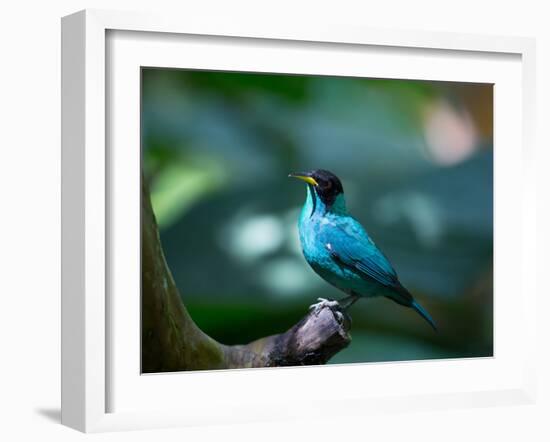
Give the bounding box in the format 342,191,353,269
288,173,318,186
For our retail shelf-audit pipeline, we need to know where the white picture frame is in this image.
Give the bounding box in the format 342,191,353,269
61,9,537,433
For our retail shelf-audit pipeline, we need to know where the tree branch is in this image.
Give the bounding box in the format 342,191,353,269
141,175,352,373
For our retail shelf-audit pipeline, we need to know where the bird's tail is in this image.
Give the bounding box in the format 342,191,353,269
411,300,437,331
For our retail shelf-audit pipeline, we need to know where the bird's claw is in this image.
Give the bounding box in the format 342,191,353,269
309,297,340,311
308,298,349,326
333,310,345,324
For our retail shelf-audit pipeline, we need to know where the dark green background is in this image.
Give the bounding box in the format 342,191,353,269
141,68,493,365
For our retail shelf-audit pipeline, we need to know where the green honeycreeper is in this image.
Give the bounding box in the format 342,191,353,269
289,169,437,331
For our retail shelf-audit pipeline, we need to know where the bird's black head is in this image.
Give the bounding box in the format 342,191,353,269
289,169,344,208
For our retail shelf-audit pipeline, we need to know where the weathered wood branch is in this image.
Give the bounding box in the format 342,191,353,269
141,175,352,373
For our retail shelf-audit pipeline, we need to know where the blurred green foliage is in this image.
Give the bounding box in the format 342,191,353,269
142,68,493,365
148,153,227,228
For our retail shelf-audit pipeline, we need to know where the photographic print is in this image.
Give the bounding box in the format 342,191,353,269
141,68,493,373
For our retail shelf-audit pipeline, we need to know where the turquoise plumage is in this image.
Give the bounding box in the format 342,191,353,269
290,169,437,331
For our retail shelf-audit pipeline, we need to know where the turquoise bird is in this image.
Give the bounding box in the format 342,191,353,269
289,169,437,331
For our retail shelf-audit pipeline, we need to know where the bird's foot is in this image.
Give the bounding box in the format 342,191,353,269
309,297,340,311
309,298,346,324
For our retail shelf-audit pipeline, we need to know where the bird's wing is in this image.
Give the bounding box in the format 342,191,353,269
321,217,434,328
321,217,400,290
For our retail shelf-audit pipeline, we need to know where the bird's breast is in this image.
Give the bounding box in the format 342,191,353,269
297,214,376,296
298,215,323,257
299,217,345,272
